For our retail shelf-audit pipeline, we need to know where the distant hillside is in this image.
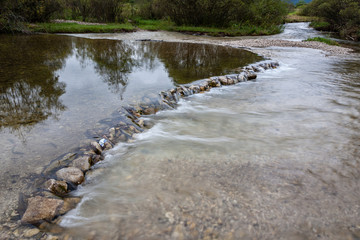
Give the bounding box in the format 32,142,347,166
290,0,312,4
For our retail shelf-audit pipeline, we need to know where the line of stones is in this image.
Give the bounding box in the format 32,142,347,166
20,60,279,231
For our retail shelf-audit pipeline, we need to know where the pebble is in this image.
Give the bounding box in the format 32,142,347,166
23,228,40,237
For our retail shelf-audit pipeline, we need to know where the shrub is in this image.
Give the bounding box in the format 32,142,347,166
302,0,360,41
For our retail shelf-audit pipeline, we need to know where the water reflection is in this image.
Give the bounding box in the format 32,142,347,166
149,42,262,84
1,35,260,134
0,35,72,134
74,39,141,99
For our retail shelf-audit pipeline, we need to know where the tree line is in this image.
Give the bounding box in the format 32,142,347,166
301,0,360,41
0,0,289,32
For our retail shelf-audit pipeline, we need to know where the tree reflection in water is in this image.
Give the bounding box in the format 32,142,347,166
0,35,261,136
0,35,72,135
74,39,262,97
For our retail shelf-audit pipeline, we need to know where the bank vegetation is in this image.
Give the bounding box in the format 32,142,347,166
300,0,360,41
1,0,289,36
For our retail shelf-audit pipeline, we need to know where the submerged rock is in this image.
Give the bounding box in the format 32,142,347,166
56,167,84,185
21,196,64,224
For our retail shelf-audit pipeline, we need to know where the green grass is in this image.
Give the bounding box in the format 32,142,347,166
29,22,135,33
135,19,283,37
309,21,331,31
286,6,318,23
28,19,283,36
304,37,339,46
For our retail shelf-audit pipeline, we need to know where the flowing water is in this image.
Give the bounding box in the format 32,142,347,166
0,35,260,229
57,24,360,239
1,23,360,239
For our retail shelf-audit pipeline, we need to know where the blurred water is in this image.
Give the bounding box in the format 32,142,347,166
0,35,259,224
60,27,360,239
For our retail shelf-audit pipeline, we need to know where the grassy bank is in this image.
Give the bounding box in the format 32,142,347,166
29,22,135,33
286,6,318,23
304,37,339,46
29,19,283,37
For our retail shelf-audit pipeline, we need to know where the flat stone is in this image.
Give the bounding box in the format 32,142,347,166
45,179,69,196
70,156,92,172
56,167,84,185
21,196,64,224
23,228,40,238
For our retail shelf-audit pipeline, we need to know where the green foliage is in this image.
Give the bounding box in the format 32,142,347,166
302,0,360,41
309,21,330,30
155,0,288,28
295,0,307,7
1,0,289,34
304,37,339,46
15,0,62,22
30,22,135,33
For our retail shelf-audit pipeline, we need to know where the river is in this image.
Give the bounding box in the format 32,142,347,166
61,23,360,239
1,23,360,239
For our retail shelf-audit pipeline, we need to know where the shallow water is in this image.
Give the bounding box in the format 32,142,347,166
60,29,360,238
0,35,259,224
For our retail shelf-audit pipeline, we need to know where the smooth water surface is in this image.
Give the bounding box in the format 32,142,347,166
60,27,360,239
0,35,260,223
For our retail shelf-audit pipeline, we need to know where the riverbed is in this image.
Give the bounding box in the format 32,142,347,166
1,23,360,239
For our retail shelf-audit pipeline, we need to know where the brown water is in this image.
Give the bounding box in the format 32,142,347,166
0,34,260,230
59,30,360,239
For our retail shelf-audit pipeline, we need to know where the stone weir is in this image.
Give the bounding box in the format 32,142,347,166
20,60,279,233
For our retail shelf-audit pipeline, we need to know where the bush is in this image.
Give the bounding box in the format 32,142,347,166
302,0,360,41
156,0,288,28
17,0,62,22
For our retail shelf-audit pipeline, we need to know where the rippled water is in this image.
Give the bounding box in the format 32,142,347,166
60,30,360,238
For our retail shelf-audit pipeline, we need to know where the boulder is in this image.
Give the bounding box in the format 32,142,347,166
21,196,64,224
70,156,92,172
56,167,84,185
45,179,69,196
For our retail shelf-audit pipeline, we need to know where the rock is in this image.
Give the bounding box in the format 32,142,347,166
135,119,145,127
91,141,102,154
245,71,257,80
71,155,92,171
21,196,64,224
189,85,200,94
207,78,221,88
226,77,235,85
92,154,105,164
165,212,175,224
38,222,63,234
238,73,247,82
56,167,84,185
109,127,116,140
23,228,40,238
171,224,185,240
218,76,229,85
45,179,69,196
104,141,113,150
143,107,156,115
46,235,59,240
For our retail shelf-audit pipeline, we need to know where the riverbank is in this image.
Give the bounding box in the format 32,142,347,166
29,19,283,37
